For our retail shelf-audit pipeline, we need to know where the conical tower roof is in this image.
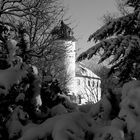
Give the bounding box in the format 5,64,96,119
51,21,76,41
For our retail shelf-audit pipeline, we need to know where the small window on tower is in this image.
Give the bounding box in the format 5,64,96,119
92,81,95,87
88,80,90,87
77,79,80,85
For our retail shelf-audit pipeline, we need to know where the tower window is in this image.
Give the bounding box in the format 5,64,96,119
92,81,95,87
88,80,90,87
77,79,80,85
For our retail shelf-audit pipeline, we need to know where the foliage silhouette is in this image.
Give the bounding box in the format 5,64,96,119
77,0,140,82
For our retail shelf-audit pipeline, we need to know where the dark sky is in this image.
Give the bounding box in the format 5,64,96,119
63,0,118,55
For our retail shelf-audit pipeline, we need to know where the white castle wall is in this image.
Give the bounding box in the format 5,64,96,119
75,64,101,104
52,40,76,94
64,41,76,94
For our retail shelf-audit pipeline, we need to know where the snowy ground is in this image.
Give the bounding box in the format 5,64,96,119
3,80,140,140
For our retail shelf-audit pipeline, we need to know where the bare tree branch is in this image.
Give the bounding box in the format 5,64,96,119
0,0,22,11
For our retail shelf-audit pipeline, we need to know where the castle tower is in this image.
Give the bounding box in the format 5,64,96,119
51,21,76,95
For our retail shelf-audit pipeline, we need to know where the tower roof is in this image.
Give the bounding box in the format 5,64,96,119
51,21,76,41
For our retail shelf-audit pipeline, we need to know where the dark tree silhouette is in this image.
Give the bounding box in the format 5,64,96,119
77,0,140,82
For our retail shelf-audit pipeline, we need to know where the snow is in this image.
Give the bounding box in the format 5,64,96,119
4,78,140,140
18,110,125,140
4,93,118,140
7,39,18,63
31,75,42,108
0,61,27,95
6,106,29,139
88,95,112,124
14,95,117,140
121,80,140,99
50,104,68,116
119,84,140,133
118,80,140,140
18,112,91,140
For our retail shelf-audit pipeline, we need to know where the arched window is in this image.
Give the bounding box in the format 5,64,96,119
88,80,90,87
92,80,95,87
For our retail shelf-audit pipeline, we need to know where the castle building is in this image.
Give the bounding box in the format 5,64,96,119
75,63,101,104
51,21,101,104
51,21,76,95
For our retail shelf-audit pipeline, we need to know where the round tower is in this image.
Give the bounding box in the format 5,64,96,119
51,21,76,95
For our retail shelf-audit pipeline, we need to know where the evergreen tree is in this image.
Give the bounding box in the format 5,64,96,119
77,0,140,83
16,23,30,63
0,23,12,69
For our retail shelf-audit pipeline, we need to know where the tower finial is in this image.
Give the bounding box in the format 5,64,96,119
51,21,75,41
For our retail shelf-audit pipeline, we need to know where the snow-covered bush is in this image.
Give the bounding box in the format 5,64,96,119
1,23,140,140
50,104,68,117
17,112,92,140
17,94,124,140
88,95,112,123
4,79,140,140
119,80,140,140
0,58,27,95
6,106,29,140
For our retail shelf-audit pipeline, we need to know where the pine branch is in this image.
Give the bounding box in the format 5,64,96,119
88,12,136,42
109,47,123,65
125,0,140,10
77,36,123,62
78,0,140,82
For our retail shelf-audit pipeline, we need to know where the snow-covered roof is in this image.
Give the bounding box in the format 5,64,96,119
76,62,100,80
